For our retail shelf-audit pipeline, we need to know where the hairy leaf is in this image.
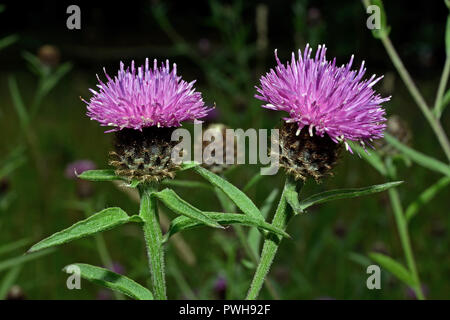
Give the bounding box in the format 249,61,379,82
299,181,403,211
63,263,153,300
77,169,123,181
193,166,262,219
153,188,223,229
165,212,289,240
28,207,137,253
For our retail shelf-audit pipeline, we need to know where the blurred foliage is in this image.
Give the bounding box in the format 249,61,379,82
0,0,449,299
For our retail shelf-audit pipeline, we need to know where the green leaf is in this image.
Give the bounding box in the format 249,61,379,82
0,146,26,180
243,173,264,192
369,252,416,286
77,169,123,181
384,133,450,177
153,188,223,229
446,15,450,56
0,249,54,272
0,266,22,299
367,0,391,39
348,141,387,176
63,263,153,300
437,88,450,117
39,62,72,97
0,238,31,257
179,161,199,171
348,252,372,267
161,179,212,190
0,34,18,51
193,166,263,220
405,176,450,221
28,207,136,253
165,212,289,240
285,178,303,215
22,51,44,76
8,76,29,128
299,181,403,211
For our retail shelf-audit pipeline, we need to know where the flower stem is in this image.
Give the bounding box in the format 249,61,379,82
385,160,424,300
387,187,424,300
434,55,450,118
362,0,450,162
138,183,167,300
379,36,450,162
246,176,301,300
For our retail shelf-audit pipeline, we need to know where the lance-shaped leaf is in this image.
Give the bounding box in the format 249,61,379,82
369,252,416,287
153,188,223,229
164,212,290,240
384,133,450,177
405,176,450,221
192,166,263,220
285,178,303,215
0,249,54,272
366,0,391,39
299,181,403,211
63,263,153,300
348,141,387,176
77,169,123,182
28,208,140,253
162,179,212,190
0,266,22,299
179,161,200,171
0,238,31,257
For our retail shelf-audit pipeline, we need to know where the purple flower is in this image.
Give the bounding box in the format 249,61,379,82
83,59,212,132
256,44,389,152
65,160,96,179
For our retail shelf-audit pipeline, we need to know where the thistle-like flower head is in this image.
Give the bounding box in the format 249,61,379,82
84,58,211,132
256,44,389,152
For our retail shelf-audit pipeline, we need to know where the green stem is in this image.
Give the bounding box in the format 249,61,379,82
434,55,450,118
387,188,424,300
246,177,300,300
234,225,280,299
215,186,280,299
138,183,167,300
379,35,450,162
385,160,424,300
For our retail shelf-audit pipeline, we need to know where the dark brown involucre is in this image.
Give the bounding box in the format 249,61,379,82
109,127,180,183
279,122,342,182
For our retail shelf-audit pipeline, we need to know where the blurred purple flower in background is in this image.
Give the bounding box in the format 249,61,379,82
214,275,227,300
65,159,96,179
405,284,429,300
65,160,96,198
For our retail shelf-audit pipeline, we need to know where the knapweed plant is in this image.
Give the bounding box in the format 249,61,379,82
28,46,399,300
